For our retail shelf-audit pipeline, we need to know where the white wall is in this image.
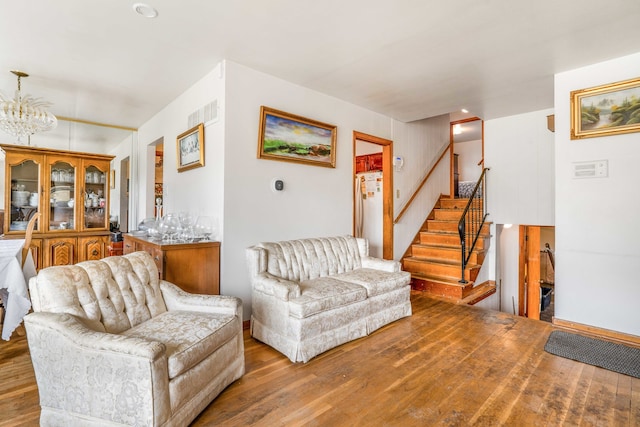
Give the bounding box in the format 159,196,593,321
223,61,394,319
221,62,453,319
496,224,519,314
455,139,482,182
109,133,137,228
355,141,382,156
554,51,640,336
483,108,555,313
485,108,555,226
135,63,226,233
392,115,450,258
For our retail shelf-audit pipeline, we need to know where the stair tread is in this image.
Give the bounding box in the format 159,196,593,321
428,218,493,225
412,243,484,253
410,271,472,286
404,256,481,269
459,282,497,305
420,228,490,234
420,230,459,235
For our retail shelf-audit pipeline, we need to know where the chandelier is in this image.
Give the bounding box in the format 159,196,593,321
0,70,57,139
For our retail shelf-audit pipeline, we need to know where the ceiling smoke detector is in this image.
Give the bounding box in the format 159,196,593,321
133,3,158,18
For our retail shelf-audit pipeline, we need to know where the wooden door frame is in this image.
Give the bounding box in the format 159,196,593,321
449,117,484,199
353,131,393,260
519,225,541,319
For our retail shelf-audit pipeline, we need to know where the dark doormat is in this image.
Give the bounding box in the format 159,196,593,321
544,330,640,378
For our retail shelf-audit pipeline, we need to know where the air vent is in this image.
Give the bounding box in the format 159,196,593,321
572,160,608,179
188,100,219,129
203,100,218,123
188,110,201,129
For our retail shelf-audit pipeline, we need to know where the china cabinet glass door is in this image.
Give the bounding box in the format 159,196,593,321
82,161,109,230
48,159,78,231
8,157,41,232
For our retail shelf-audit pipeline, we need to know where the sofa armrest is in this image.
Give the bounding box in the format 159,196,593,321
361,256,402,272
24,312,171,426
25,312,165,357
160,280,243,319
252,272,301,301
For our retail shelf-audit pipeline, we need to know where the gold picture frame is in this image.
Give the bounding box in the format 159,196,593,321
571,77,640,140
176,123,205,172
257,106,337,168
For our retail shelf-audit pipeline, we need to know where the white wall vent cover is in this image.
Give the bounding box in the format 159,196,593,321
188,100,219,129
572,160,608,179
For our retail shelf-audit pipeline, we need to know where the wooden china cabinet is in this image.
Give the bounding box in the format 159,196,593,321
2,144,114,269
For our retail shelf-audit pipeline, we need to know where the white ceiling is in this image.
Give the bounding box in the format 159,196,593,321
1,0,640,142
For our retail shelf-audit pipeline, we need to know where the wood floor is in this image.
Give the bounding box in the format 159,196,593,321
2,292,639,426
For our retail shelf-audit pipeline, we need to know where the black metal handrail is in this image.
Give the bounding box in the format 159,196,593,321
458,168,489,284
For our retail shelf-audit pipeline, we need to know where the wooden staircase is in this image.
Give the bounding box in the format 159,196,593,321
402,195,496,305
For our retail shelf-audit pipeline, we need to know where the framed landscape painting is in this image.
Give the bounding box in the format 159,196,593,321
257,106,337,168
571,77,640,139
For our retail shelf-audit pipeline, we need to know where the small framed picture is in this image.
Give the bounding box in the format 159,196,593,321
176,123,205,172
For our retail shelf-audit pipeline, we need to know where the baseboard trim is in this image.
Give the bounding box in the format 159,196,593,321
553,317,640,347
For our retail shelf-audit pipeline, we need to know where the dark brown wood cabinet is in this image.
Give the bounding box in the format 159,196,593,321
123,234,220,295
355,152,383,173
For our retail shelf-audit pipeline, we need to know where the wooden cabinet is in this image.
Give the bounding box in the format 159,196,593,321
44,237,77,267
2,144,113,269
78,235,109,261
123,234,220,295
355,152,383,173
38,234,110,266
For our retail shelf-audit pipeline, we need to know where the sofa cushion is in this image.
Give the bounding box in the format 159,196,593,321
335,268,411,297
122,310,237,379
28,252,167,334
289,277,367,319
258,236,363,282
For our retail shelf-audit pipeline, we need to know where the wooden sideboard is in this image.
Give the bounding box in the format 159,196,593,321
123,234,220,295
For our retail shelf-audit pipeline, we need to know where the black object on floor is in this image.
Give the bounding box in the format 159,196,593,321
545,330,640,379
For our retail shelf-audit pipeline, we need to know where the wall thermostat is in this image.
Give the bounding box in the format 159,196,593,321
272,178,284,192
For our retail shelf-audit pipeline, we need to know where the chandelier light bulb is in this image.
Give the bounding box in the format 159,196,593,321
0,70,57,140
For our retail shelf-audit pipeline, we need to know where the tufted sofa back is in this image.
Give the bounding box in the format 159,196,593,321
29,251,167,334
255,235,367,282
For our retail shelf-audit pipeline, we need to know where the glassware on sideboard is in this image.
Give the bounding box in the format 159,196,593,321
194,216,214,241
159,213,180,242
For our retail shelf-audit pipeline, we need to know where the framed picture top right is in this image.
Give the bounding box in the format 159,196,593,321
571,76,640,140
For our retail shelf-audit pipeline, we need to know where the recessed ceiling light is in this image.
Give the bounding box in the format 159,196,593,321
133,3,158,18
461,108,469,113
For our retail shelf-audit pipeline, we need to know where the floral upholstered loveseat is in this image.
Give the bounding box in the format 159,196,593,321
24,251,245,427
246,235,412,363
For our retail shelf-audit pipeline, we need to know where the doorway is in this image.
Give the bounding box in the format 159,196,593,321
154,145,164,218
119,157,130,232
519,225,555,321
450,118,483,198
352,131,393,260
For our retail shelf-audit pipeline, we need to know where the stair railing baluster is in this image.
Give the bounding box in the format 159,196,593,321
458,168,490,284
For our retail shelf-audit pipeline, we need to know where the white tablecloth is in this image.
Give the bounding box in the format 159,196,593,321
0,239,36,340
